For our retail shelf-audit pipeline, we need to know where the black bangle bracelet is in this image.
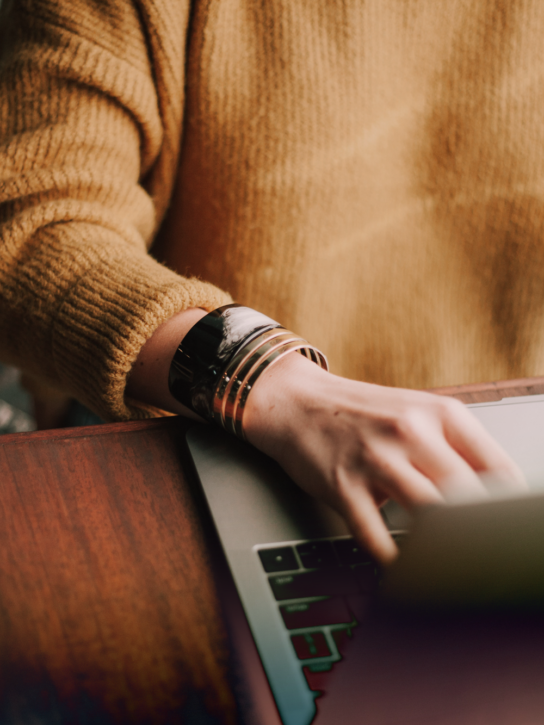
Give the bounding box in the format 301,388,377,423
168,304,282,420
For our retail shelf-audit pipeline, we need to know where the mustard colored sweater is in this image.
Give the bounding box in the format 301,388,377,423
2,0,544,421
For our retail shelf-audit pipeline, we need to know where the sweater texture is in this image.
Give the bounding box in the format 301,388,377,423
2,0,544,421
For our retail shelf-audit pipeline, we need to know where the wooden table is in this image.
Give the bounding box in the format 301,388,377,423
1,377,543,724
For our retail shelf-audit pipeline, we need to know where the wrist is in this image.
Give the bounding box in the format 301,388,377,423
166,304,328,437
126,307,208,416
242,351,329,452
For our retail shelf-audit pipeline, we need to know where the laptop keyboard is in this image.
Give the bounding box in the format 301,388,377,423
256,536,400,696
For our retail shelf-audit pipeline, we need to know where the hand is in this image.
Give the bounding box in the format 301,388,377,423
243,353,527,564
127,309,526,565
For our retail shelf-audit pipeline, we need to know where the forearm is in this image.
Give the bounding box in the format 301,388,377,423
0,2,231,421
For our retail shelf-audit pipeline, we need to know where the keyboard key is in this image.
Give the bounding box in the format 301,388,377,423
333,538,373,566
258,547,299,573
291,631,331,659
280,597,352,629
332,627,353,657
352,563,379,593
269,568,360,601
296,541,337,569
307,660,334,673
303,661,334,692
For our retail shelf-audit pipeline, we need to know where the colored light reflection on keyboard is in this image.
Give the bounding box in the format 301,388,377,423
257,536,381,696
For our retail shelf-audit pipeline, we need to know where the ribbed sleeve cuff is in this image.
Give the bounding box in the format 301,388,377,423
47,228,232,421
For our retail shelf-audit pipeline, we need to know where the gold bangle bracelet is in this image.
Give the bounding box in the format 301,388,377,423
234,342,328,440
209,322,328,440
232,341,328,439
221,334,307,436
212,328,292,427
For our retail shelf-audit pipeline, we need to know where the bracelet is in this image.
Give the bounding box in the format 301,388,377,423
212,327,292,425
231,339,326,440
168,303,328,438
214,330,301,428
168,304,281,419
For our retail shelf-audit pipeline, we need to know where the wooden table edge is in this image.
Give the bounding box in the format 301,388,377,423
1,376,543,446
428,375,544,404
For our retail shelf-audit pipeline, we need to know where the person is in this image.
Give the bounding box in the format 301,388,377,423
0,0,532,564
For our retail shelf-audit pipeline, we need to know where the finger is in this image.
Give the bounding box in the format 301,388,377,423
407,431,491,501
337,476,398,565
477,469,530,496
441,404,528,490
363,450,445,511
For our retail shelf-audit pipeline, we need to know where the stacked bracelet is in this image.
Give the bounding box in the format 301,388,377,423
168,304,328,440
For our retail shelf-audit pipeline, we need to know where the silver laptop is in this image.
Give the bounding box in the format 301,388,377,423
186,394,544,725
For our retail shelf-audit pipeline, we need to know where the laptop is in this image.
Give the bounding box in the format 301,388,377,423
186,394,544,725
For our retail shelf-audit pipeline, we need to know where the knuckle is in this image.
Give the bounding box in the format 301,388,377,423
390,408,426,442
438,396,465,418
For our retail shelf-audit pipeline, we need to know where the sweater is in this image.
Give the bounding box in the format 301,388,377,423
2,0,544,422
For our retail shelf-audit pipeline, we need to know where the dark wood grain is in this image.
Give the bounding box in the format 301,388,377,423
0,417,237,724
1,376,544,723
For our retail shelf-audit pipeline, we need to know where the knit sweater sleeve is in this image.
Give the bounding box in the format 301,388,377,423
0,0,231,421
